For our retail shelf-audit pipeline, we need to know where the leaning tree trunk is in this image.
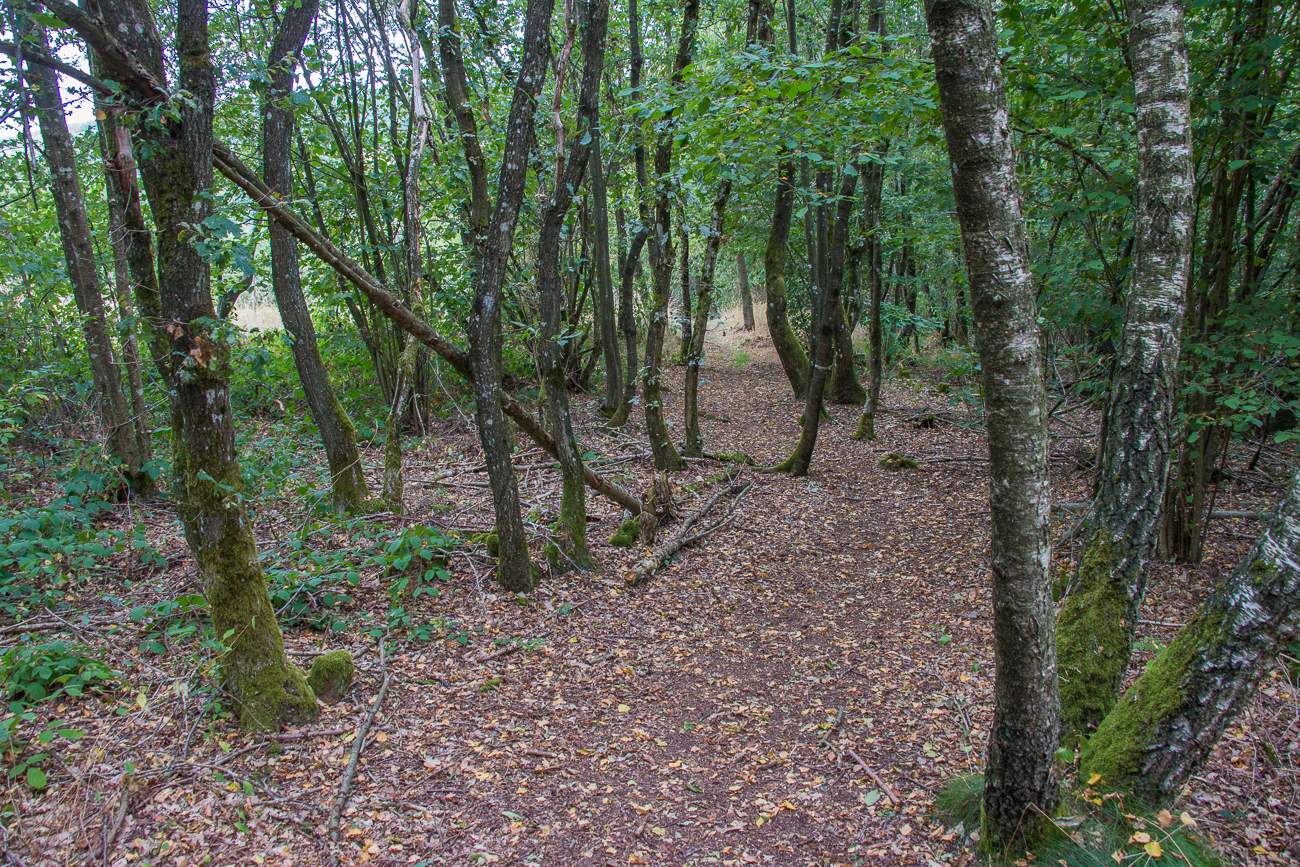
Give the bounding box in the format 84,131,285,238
642,0,699,473
27,26,153,496
1056,0,1193,739
467,0,555,591
765,159,811,397
1083,466,1300,802
81,0,318,728
676,227,693,363
771,171,856,476
262,0,372,514
684,180,731,457
536,0,609,571
737,249,756,330
591,129,622,414
926,0,1059,846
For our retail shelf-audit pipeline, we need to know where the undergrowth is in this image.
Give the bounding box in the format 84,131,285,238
932,774,1222,866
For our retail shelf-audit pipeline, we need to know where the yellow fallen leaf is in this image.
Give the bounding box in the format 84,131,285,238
1144,841,1163,858
1180,811,1196,826
617,704,630,714
375,732,388,743
1155,809,1173,828
1088,772,1102,785
1131,831,1151,844
1111,852,1124,864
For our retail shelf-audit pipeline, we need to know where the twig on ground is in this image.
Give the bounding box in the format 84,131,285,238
623,481,752,586
327,635,392,861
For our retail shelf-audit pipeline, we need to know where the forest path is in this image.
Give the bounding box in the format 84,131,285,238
16,326,1294,867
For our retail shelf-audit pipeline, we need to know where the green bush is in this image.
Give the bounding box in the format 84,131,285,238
0,640,116,705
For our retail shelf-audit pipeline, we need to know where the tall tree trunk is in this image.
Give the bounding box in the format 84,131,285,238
467,0,556,591
537,0,608,571
684,181,730,457
926,0,1059,845
765,159,810,397
642,0,699,473
771,172,856,475
263,0,372,514
26,26,153,496
609,228,648,427
85,0,318,728
1056,0,1193,738
1084,466,1300,802
677,227,693,362
855,151,888,439
737,249,756,330
591,129,622,413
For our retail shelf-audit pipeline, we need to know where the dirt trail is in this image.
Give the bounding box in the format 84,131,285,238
12,320,1295,866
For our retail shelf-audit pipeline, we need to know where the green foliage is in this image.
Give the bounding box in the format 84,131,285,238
609,518,641,548
128,593,211,655
0,639,116,705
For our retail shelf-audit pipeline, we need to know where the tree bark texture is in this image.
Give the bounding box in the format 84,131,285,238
1057,0,1194,738
684,181,731,458
737,250,756,331
926,0,1059,844
537,0,609,571
27,28,152,495
1083,467,1300,803
467,0,556,591
263,0,372,514
591,130,623,413
855,152,888,439
677,227,693,363
88,0,318,728
642,0,699,473
765,159,810,397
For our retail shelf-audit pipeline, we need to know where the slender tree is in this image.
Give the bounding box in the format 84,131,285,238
684,181,731,457
1056,0,1194,738
736,250,756,331
262,0,373,514
926,0,1059,845
591,131,622,414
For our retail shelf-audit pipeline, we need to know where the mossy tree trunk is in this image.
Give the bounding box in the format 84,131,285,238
772,171,856,476
1056,0,1193,739
764,159,811,398
737,250,756,331
467,0,555,592
591,130,622,414
684,180,731,458
262,0,371,514
855,150,888,439
926,0,1059,845
536,0,609,571
608,228,648,427
1083,466,1300,802
27,25,153,497
642,0,699,473
86,0,318,729
676,227,693,363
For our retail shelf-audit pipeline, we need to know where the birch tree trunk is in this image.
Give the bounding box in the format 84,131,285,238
1084,466,1300,802
1057,0,1194,738
263,0,372,514
467,0,555,591
26,26,153,496
925,0,1059,844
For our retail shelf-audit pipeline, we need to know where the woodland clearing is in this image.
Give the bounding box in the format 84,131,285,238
2,323,1293,867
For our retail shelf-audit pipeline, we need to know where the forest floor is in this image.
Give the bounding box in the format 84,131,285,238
5,315,1298,867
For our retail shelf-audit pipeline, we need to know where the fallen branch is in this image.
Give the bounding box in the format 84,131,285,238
623,481,751,586
328,636,392,857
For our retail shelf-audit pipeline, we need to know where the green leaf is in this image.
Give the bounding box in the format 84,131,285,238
26,767,47,789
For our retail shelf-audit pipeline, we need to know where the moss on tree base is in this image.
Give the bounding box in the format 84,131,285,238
307,650,355,703
609,518,640,547
1057,532,1130,739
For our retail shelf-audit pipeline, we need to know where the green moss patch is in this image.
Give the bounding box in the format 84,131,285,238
609,518,640,548
306,650,355,704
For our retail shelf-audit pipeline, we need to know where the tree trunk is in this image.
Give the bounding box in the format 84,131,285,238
642,0,699,473
684,181,730,457
1056,0,1193,738
737,250,755,330
609,228,648,427
537,0,609,571
677,227,693,363
263,0,372,514
772,172,856,476
1084,466,1300,802
89,0,318,729
765,159,811,397
855,151,888,439
467,0,555,591
27,26,153,496
926,0,1059,845
591,129,622,414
